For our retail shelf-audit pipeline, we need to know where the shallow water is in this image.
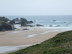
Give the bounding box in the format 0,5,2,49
0,44,37,54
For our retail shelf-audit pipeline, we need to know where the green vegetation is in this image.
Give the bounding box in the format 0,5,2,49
9,31,72,54
0,21,12,31
0,21,8,24
0,17,7,22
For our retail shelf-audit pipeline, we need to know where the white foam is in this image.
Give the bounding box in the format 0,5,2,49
29,29,34,30
28,34,37,38
40,29,72,35
0,46,17,53
39,27,72,29
14,24,21,29
0,44,37,53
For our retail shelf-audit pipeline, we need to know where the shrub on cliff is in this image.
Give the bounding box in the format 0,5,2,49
0,17,9,22
0,21,12,31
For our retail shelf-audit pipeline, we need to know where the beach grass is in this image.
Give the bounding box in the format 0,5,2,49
9,31,72,54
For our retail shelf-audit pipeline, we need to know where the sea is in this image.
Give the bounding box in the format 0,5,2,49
3,15,72,29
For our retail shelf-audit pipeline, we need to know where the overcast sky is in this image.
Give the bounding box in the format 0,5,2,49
0,0,72,16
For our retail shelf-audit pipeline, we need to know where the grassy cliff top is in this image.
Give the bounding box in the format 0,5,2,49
9,31,72,54
0,21,8,24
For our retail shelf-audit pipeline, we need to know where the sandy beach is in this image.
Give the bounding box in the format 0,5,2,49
0,27,71,54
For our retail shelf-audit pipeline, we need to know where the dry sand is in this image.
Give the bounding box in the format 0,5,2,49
0,27,70,54
0,27,60,46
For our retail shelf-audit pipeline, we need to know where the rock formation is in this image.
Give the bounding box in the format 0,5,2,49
0,17,34,31
0,21,12,31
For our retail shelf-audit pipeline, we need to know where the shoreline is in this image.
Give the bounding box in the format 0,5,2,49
0,27,72,54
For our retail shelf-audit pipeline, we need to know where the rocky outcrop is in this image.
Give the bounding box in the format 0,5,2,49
0,21,12,31
9,20,15,25
9,18,33,26
21,18,33,26
21,18,27,26
0,17,34,31
36,24,44,27
0,17,13,31
0,17,10,22
9,18,20,24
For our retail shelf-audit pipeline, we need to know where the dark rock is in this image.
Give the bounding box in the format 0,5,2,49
5,18,10,22
14,18,19,21
27,21,33,24
29,21,33,23
0,17,8,22
0,21,12,31
26,25,35,27
0,26,3,31
49,25,53,27
53,20,56,22
21,18,27,26
23,28,29,30
0,17,34,31
9,20,15,25
20,18,33,26
36,24,44,27
9,17,33,26
21,18,27,22
9,18,21,24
